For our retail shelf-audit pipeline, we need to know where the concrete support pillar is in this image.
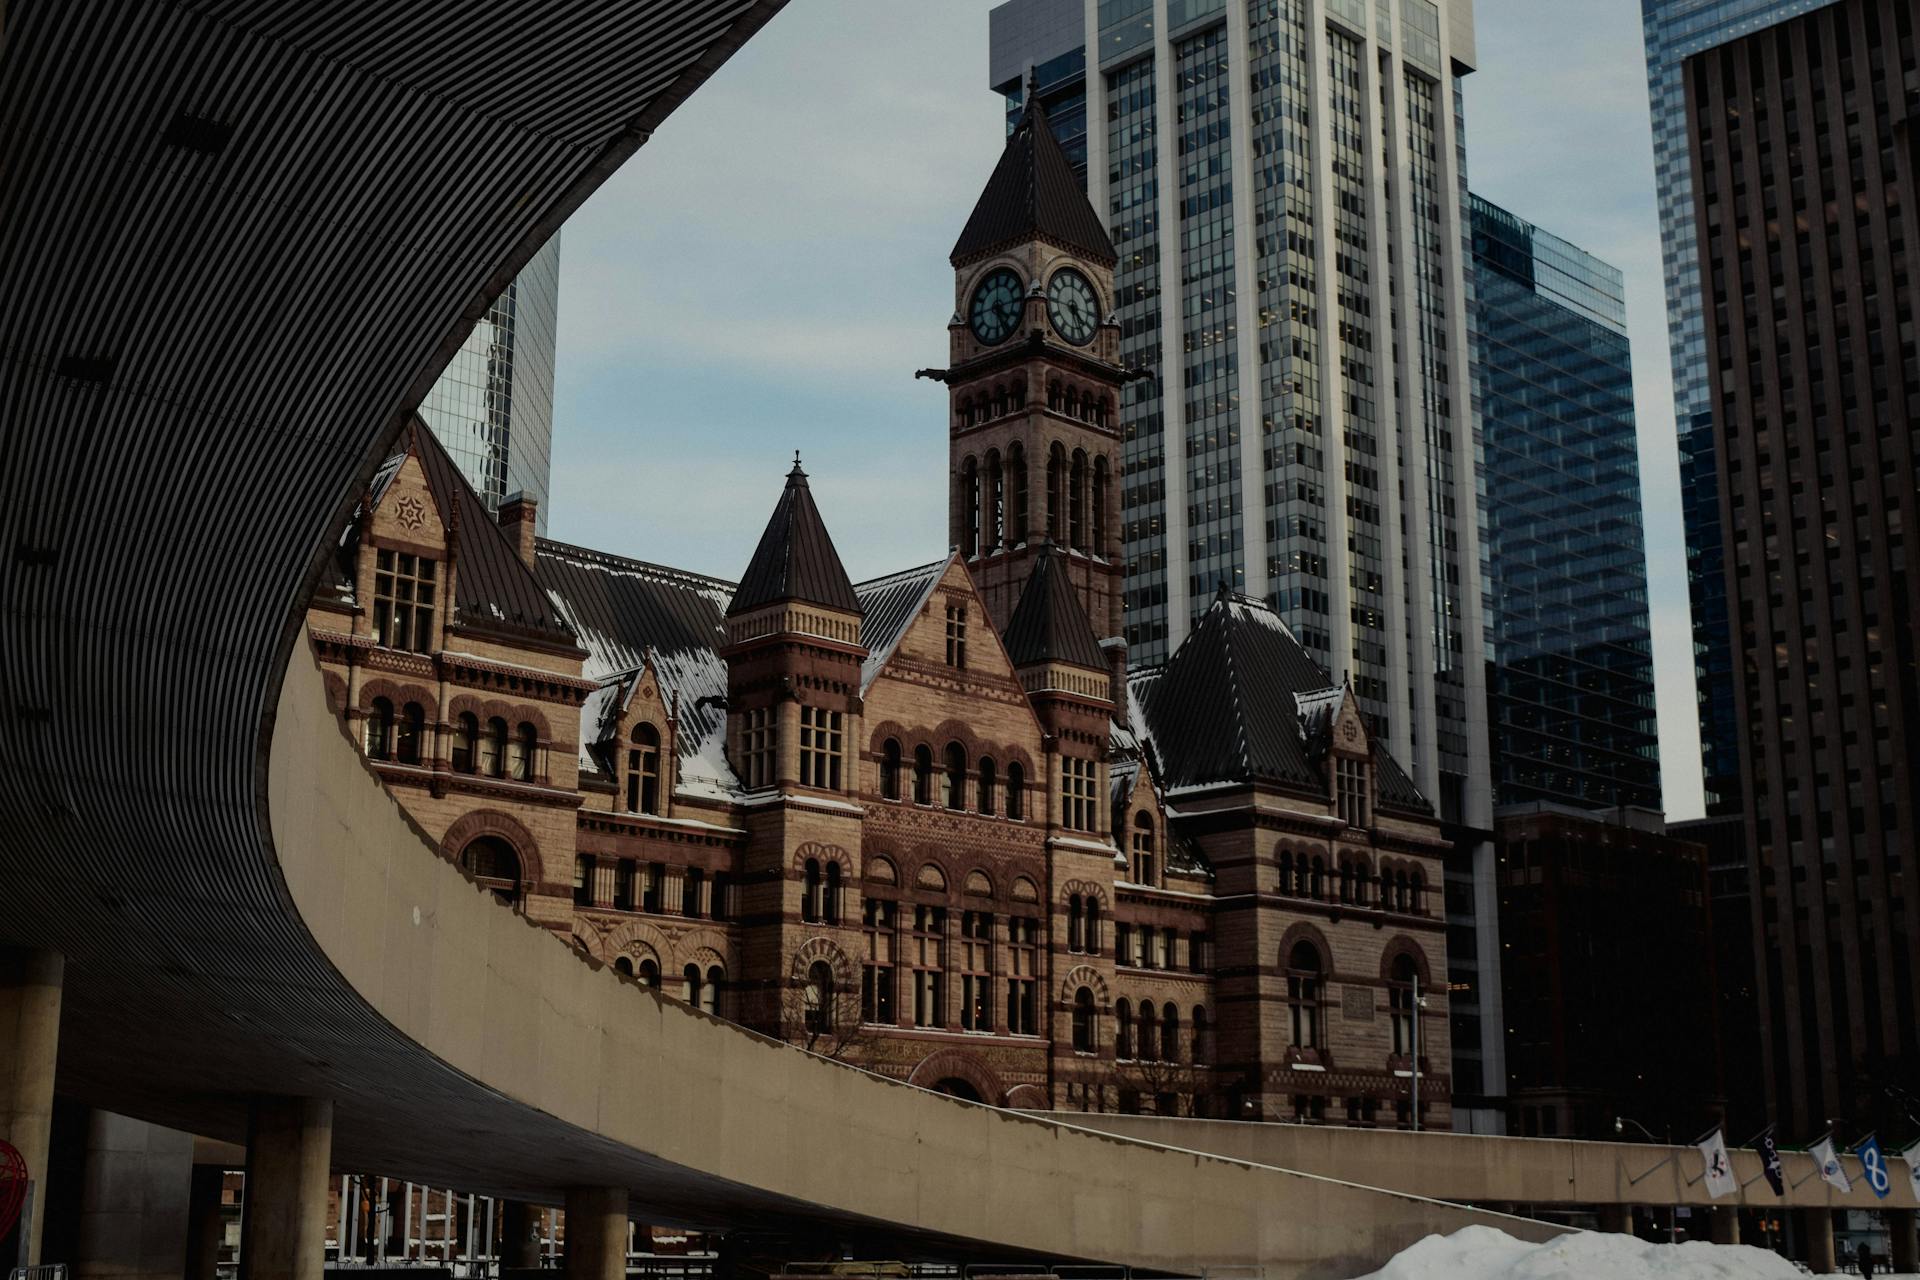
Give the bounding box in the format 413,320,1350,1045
0,948,63,1268
1888,1209,1917,1275
1708,1206,1739,1246
238,1098,332,1280
185,1165,226,1280
1802,1208,1835,1276
563,1187,626,1280
500,1200,540,1269
1597,1204,1631,1234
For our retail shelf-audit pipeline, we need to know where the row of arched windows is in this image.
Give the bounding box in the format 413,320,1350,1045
366,699,539,782
878,739,1025,820
1114,1000,1212,1065
956,380,1027,428
612,955,726,1017
801,857,844,924
1045,379,1112,427
1286,943,1428,1057
1278,850,1427,915
1066,893,1102,954
957,443,1111,558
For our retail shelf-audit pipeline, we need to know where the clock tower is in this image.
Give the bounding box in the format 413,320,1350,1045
924,82,1129,709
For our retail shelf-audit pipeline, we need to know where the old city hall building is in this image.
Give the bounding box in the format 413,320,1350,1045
304,98,1453,1127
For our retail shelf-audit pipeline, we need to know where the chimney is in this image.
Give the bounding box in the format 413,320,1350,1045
498,492,538,570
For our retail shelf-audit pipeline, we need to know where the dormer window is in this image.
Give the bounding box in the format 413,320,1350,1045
945,605,968,668
1131,812,1156,886
627,723,661,814
1336,756,1369,828
371,549,436,652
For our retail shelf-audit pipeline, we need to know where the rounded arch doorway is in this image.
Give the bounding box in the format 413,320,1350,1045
931,1077,983,1103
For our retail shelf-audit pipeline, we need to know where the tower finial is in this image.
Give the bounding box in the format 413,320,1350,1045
1026,65,1041,106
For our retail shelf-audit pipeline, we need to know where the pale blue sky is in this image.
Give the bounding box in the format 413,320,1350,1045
546,1,1703,819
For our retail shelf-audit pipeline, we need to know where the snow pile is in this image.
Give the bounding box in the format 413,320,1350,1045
1350,1226,1803,1280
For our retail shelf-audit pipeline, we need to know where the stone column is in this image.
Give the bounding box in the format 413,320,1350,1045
1709,1205,1739,1246
1888,1209,1917,1275
1802,1208,1835,1275
1597,1204,1631,1234
238,1098,332,1280
500,1200,540,1270
186,1165,227,1280
563,1186,626,1280
0,948,63,1267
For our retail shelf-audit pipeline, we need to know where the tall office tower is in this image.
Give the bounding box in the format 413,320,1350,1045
419,233,562,533
1469,196,1661,812
988,0,1506,1131
1686,0,1920,1132
1643,0,1837,821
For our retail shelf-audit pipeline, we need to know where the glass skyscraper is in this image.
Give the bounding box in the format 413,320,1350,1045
419,233,562,533
1641,0,1836,817
1470,195,1660,812
989,0,1506,1131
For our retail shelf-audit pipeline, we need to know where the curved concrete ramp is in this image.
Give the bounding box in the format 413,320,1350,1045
0,2,1564,1275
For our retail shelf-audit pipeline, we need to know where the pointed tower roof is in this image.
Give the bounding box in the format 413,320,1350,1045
1002,544,1107,670
726,455,861,618
950,84,1116,268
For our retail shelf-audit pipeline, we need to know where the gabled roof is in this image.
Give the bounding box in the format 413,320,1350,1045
1002,545,1106,670
950,92,1116,267
533,540,742,798
367,420,577,645
855,556,952,692
1129,589,1430,815
727,458,861,618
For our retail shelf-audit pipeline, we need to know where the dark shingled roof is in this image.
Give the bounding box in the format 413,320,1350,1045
727,459,861,618
1002,545,1107,671
370,419,577,645
855,557,951,691
950,94,1116,267
1128,589,1431,815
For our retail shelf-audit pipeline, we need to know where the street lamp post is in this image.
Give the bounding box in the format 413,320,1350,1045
1617,1115,1679,1243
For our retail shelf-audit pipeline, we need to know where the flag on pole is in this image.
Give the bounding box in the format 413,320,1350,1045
1903,1143,1920,1200
1811,1135,1853,1193
1697,1129,1738,1199
1854,1136,1892,1199
1757,1133,1786,1196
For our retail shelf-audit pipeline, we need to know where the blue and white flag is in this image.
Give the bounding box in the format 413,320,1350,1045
1855,1136,1892,1200
1904,1143,1920,1200
1811,1135,1853,1193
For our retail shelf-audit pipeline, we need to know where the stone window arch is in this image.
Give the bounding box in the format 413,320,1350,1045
628,723,662,814
396,700,425,765
1286,940,1326,1050
959,456,980,558
459,836,522,908
1071,986,1096,1053
1005,761,1025,820
943,741,967,810
912,744,933,805
509,720,537,781
880,737,902,801
1115,998,1133,1059
366,696,395,760
451,711,478,773
977,756,997,815
479,716,508,778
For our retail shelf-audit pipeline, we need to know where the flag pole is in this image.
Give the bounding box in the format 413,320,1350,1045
1790,1130,1835,1190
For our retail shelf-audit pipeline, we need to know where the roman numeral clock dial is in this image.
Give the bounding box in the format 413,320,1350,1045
968,268,1024,345
1046,268,1098,346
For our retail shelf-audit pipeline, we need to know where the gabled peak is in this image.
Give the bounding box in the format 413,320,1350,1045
1002,543,1106,671
727,454,861,619
951,82,1116,268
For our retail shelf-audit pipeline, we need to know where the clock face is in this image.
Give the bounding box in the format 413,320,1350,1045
968,268,1025,345
1046,268,1099,345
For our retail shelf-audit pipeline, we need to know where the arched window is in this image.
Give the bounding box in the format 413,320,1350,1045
1192,1006,1211,1065
1006,762,1025,820
510,721,537,782
366,697,394,760
1287,942,1324,1050
825,861,842,924
1046,444,1064,539
614,956,634,977
638,957,660,988
805,960,834,1034
1132,812,1156,886
1071,987,1095,1053
880,738,902,801
1115,999,1134,1059
628,723,661,814
802,858,823,923
912,745,933,805
1338,860,1353,904
393,701,424,765
986,450,1005,550
1162,1004,1181,1064
1068,894,1084,952
684,965,703,1010
1279,851,1294,895
1093,455,1109,551
451,712,477,773
460,836,521,906
704,965,723,1017
1008,443,1028,545
481,716,508,778
1390,953,1420,1057
682,867,704,917
1395,870,1410,913
1068,449,1088,549
977,757,997,815
960,457,980,558
1138,1002,1158,1062
1411,869,1426,916
1084,897,1101,955
711,871,730,922
944,742,967,809
1309,856,1325,901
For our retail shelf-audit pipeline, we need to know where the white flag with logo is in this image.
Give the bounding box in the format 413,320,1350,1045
1905,1144,1920,1200
1697,1129,1738,1199
1811,1135,1853,1193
